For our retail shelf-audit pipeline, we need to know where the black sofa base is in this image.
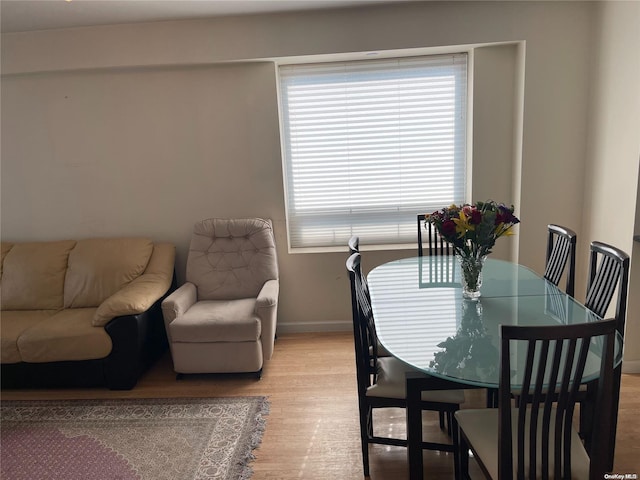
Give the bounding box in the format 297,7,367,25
1,281,173,390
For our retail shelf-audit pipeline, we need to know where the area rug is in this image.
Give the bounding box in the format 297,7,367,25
1,396,269,480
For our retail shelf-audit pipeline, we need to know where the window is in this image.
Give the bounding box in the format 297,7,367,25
278,54,468,250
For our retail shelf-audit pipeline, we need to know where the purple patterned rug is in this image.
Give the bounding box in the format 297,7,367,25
1,397,269,480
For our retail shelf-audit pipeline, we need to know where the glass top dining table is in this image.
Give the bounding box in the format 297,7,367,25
367,256,621,389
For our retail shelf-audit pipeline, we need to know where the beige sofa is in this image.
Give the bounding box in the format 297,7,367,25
1,237,175,389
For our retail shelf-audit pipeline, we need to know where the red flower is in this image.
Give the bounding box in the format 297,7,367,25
441,220,456,237
497,204,518,224
470,209,482,225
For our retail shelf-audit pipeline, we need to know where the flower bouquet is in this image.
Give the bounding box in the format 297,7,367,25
425,200,520,298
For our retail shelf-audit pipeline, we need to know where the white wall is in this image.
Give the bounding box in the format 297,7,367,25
2,1,624,333
1,63,284,236
472,43,522,261
582,1,640,371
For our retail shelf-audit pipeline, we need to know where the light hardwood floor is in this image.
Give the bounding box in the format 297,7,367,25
2,332,639,479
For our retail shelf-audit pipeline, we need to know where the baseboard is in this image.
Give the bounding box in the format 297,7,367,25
622,360,640,374
277,321,352,334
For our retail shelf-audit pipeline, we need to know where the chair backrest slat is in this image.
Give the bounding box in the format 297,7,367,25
499,319,618,480
521,341,537,479
541,340,563,480
544,224,577,296
417,213,451,257
587,256,620,315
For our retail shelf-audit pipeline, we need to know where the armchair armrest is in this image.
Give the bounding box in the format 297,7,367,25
161,282,197,323
93,243,175,327
161,282,197,345
256,278,279,310
256,278,279,360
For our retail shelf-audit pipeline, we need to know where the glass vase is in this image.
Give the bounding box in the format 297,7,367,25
457,254,486,299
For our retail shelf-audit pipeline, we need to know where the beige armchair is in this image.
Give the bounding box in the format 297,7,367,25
162,218,279,377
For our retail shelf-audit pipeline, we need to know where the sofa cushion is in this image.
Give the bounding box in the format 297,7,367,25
64,238,153,308
1,242,14,277
17,308,112,363
1,240,76,310
0,310,58,363
169,298,261,343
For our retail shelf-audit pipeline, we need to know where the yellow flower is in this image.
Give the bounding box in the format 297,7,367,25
495,223,515,237
453,210,475,238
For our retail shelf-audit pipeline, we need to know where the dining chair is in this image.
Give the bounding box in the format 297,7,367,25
417,213,451,256
349,236,454,433
585,241,630,330
544,224,577,296
348,236,393,362
581,240,630,469
455,318,618,480
346,252,465,477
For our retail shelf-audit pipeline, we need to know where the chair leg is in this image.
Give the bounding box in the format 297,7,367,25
358,402,371,476
607,366,623,471
361,442,370,477
581,381,598,454
406,375,424,480
486,387,498,407
457,426,469,480
438,411,455,437
452,413,461,480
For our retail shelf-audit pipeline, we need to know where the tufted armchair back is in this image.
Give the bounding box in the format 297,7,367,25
186,218,278,301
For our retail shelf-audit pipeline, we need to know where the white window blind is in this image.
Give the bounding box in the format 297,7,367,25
278,54,468,249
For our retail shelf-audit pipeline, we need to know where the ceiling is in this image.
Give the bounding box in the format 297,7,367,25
0,0,403,33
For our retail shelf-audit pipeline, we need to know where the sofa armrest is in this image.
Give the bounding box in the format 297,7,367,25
93,243,176,327
256,278,279,360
